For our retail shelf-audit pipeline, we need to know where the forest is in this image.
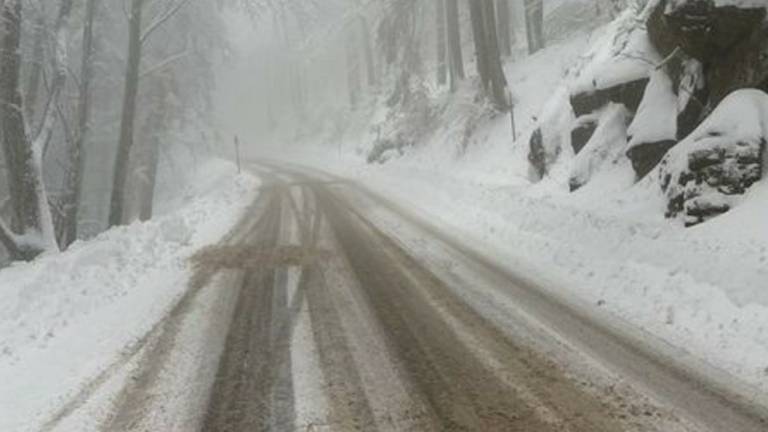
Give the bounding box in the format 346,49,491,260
0,0,226,262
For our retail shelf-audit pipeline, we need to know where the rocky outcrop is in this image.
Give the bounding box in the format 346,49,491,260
664,1,766,64
638,0,768,187
675,59,709,139
705,21,768,108
659,89,768,226
626,69,679,179
570,78,649,118
628,140,678,179
654,0,768,110
528,128,547,179
661,136,764,226
570,104,630,192
571,119,597,154
527,0,768,218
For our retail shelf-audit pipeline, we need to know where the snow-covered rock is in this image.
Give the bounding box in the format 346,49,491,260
528,7,658,183
532,0,768,200
626,69,679,179
527,87,573,181
658,0,768,107
659,89,767,225
570,103,632,191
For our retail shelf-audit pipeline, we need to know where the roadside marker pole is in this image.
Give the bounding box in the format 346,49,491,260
510,105,517,142
508,90,517,142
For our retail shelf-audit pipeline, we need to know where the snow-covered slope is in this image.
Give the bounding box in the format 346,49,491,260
0,159,258,432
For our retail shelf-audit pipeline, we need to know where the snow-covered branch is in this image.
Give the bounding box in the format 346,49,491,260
140,49,188,78
140,0,193,45
0,216,21,258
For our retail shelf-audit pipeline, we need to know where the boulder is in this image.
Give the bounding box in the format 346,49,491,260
659,90,768,226
571,119,598,154
646,0,768,134
626,69,679,179
528,128,547,180
646,0,678,58
677,82,709,139
661,137,764,226
570,78,649,117
526,88,572,182
664,1,766,63
628,140,678,179
705,22,768,109
569,104,631,192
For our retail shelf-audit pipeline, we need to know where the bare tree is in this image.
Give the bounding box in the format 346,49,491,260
359,15,377,88
469,0,508,108
436,0,448,86
524,0,544,54
108,0,192,227
0,0,73,259
496,0,512,57
24,4,45,122
62,0,98,247
346,27,361,107
137,76,171,222
108,0,145,227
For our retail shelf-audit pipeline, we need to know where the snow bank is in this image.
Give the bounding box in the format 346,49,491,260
0,159,258,432
346,163,768,396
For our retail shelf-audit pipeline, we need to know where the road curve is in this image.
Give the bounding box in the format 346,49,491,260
100,162,768,432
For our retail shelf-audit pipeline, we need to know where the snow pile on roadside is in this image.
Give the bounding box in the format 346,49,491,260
0,159,257,432
352,165,768,393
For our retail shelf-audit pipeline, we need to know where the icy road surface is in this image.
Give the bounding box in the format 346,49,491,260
97,162,768,432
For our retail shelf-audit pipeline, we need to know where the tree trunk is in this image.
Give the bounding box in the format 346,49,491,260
138,131,160,222
468,0,508,109
469,0,490,91
483,1,508,108
436,0,448,86
345,31,361,108
496,0,512,57
0,0,70,259
524,0,544,54
63,0,98,246
445,0,465,91
24,10,45,123
138,79,168,222
359,16,377,88
290,61,305,121
109,0,145,227
1,0,30,235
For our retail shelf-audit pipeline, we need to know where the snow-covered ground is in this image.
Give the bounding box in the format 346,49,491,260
255,23,768,398
0,159,258,432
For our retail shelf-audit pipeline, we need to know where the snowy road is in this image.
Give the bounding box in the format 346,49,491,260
101,162,768,432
